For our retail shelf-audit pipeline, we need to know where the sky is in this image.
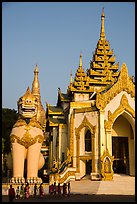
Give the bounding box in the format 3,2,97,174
2,2,135,111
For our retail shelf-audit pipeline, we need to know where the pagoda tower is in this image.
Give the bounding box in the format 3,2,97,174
87,8,119,89
68,53,93,93
32,64,46,129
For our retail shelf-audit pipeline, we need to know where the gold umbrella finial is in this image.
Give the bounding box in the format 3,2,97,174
100,7,105,40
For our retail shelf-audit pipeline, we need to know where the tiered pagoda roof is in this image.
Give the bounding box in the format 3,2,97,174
46,103,66,127
87,8,119,86
67,8,120,96
68,53,94,93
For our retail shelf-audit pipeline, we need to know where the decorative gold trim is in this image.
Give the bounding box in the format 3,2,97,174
101,149,114,180
96,63,135,110
105,94,135,130
70,101,91,108
74,107,93,113
59,171,75,184
75,116,96,139
10,133,44,149
79,155,93,160
75,116,96,173
70,111,74,157
13,118,43,130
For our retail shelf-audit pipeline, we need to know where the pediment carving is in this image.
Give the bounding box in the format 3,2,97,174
96,63,135,110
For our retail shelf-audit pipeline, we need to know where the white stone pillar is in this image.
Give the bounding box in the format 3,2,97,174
106,130,112,155
99,110,105,155
59,125,62,162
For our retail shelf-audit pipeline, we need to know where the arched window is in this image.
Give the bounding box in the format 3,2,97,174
85,129,92,152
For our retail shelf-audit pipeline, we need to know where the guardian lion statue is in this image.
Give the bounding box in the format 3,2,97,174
9,87,45,184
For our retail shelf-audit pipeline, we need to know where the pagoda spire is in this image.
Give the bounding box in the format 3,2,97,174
100,7,105,40
31,64,46,128
79,52,82,68
70,69,73,86
32,64,40,96
87,8,119,86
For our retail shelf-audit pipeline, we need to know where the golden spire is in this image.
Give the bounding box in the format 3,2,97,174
32,64,40,96
100,7,105,40
79,52,82,68
70,69,73,86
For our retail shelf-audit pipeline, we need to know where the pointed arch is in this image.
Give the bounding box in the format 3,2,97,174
75,116,96,173
104,94,135,130
75,116,96,139
85,129,92,152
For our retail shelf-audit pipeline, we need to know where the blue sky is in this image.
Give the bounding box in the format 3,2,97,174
2,2,135,111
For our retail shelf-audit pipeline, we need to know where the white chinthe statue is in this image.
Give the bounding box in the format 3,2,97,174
9,87,45,184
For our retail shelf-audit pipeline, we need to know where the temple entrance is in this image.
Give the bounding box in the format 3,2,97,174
86,160,92,175
112,137,129,174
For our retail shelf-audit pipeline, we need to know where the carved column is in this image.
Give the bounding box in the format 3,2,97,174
99,110,106,155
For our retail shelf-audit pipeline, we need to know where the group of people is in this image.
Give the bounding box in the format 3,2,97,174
8,181,71,201
8,182,44,202
34,183,44,197
49,181,71,196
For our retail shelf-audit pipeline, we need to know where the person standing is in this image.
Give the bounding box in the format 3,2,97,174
8,184,15,202
25,183,30,199
20,184,25,199
15,186,20,199
53,182,56,195
50,184,54,195
67,181,71,196
34,184,37,197
58,183,61,195
39,183,44,197
63,183,67,196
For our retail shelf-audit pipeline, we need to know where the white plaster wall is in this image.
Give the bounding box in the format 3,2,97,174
73,116,77,168
53,127,57,159
79,128,85,155
75,111,98,129
73,111,99,175
74,93,89,101
80,160,85,176
104,91,135,120
60,125,67,160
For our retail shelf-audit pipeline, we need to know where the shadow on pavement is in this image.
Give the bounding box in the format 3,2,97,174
2,194,135,202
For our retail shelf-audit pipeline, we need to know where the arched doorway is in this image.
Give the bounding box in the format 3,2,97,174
112,113,134,175
112,136,129,174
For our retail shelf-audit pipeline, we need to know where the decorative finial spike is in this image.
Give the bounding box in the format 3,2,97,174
79,52,82,68
32,64,40,95
35,64,39,73
70,69,73,85
102,7,105,17
100,7,105,40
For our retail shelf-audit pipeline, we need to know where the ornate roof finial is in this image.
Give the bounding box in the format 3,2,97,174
34,64,39,73
79,52,82,68
32,64,40,96
100,7,105,40
70,69,73,86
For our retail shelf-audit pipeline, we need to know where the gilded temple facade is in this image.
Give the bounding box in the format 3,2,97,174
45,9,135,183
